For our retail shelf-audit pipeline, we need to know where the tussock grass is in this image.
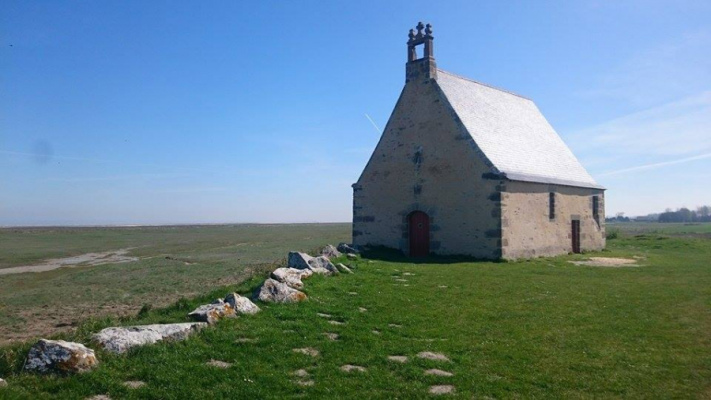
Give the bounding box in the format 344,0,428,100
1,234,711,398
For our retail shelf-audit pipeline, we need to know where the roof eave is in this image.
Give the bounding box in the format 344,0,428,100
503,172,606,190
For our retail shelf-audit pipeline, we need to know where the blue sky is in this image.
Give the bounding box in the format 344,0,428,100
1,1,710,225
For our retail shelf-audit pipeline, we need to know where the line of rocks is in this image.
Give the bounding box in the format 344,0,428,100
18,243,358,379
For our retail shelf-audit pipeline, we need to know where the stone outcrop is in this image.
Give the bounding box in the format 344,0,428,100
346,253,357,260
337,243,358,254
287,252,338,275
188,299,236,324
271,267,313,289
92,323,206,354
320,244,341,258
224,293,260,315
335,263,353,273
255,278,307,303
25,339,98,373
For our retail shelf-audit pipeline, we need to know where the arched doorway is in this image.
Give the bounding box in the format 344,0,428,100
408,211,430,257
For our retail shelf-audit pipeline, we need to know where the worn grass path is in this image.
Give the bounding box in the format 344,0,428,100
1,234,711,398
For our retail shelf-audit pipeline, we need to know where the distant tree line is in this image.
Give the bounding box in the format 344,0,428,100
657,206,711,223
606,206,711,223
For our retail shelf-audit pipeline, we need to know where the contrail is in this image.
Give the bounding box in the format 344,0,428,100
598,152,711,177
364,113,382,133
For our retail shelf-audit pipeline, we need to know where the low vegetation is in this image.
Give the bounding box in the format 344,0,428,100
0,224,350,343
1,224,710,398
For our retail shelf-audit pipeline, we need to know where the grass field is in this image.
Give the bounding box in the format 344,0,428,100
1,224,710,398
0,224,350,344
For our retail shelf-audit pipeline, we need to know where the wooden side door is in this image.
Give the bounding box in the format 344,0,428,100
571,220,581,254
408,211,430,257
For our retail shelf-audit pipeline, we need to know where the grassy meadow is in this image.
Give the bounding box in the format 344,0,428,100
1,223,710,398
0,224,350,344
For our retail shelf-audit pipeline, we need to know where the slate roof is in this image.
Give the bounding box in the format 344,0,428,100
436,69,603,189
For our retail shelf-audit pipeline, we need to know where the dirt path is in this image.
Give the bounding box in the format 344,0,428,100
0,249,139,276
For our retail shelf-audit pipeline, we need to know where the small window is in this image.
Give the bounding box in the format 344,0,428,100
549,192,555,220
592,195,600,224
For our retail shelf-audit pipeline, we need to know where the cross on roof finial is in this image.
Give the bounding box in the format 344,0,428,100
416,22,425,35
408,29,416,41
425,23,433,36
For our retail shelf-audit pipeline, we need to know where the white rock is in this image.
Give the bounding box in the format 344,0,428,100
320,244,341,258
255,278,307,303
417,351,450,362
92,323,206,354
25,339,98,373
308,255,339,275
188,300,236,324
270,267,312,289
346,253,357,260
429,385,455,395
224,293,260,315
0,378,7,387
336,263,353,273
287,252,338,275
425,369,453,376
340,364,366,372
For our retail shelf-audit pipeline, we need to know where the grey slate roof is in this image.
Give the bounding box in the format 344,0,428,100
436,69,603,189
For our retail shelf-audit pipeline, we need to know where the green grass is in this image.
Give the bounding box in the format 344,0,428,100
611,221,711,236
0,224,350,343
1,232,710,398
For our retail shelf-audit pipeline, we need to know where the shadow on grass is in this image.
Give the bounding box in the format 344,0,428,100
360,246,503,265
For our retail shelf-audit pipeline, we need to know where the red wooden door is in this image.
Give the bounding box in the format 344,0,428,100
571,220,581,254
409,211,430,257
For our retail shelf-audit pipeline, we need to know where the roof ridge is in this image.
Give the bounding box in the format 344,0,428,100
436,69,531,101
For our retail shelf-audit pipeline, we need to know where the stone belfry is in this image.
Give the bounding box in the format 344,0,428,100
406,22,437,82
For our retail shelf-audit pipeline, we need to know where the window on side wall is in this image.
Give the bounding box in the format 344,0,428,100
549,192,555,220
592,195,600,225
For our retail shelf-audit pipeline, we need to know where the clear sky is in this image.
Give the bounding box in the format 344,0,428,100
1,1,710,226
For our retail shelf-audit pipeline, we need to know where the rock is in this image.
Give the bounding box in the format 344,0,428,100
340,364,366,372
206,359,232,368
346,253,357,260
320,244,341,258
335,263,353,273
287,251,312,269
388,355,408,363
255,278,307,303
324,332,339,341
270,267,312,289
292,347,319,357
93,323,206,354
224,293,260,315
308,255,339,275
287,252,338,275
417,351,450,362
292,369,309,378
25,339,98,374
123,381,146,389
337,243,358,254
188,300,236,324
429,385,455,395
0,378,7,387
425,369,453,376
86,396,111,400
